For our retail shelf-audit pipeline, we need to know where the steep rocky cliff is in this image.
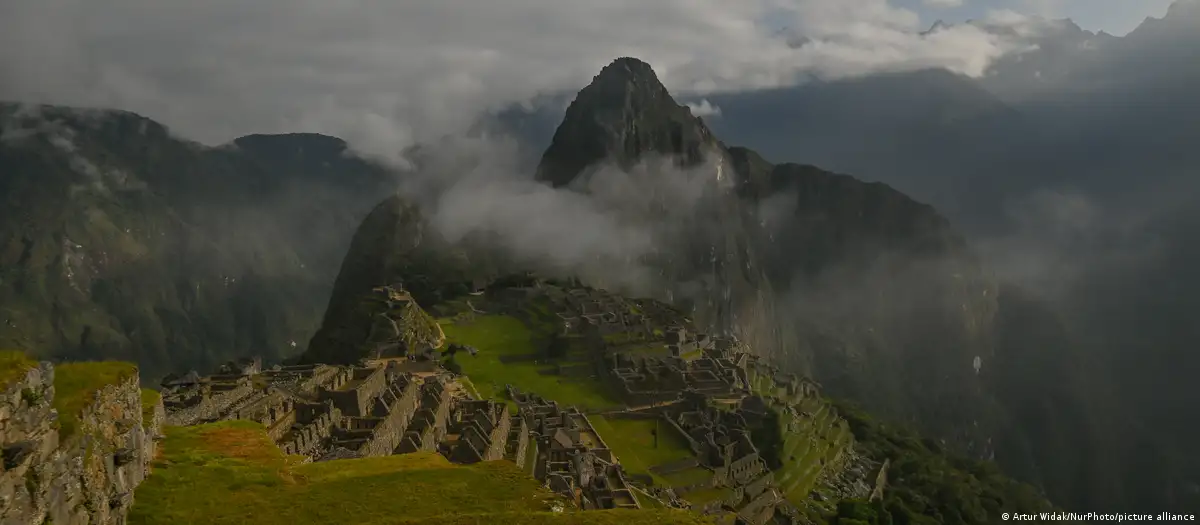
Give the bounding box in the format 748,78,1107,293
0,352,164,525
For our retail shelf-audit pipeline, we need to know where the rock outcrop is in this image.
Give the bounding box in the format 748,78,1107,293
1,356,162,525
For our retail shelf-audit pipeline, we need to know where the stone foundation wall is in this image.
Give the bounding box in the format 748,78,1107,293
165,381,254,426
143,394,166,468
0,361,163,525
508,416,529,465
281,404,341,457
356,382,419,458
485,415,512,461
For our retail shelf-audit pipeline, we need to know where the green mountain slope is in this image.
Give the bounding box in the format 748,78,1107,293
0,103,394,380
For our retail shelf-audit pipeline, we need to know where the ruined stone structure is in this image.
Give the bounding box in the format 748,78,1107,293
163,358,443,463
396,376,453,453
744,356,821,404
328,371,420,458
163,374,255,427
606,335,746,407
1,361,164,525
362,285,446,360
446,399,511,463
149,281,855,524
281,401,342,457
505,386,642,510
532,286,650,338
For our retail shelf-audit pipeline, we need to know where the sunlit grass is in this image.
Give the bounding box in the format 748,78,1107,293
129,421,714,525
0,350,36,387
441,315,619,411
141,388,162,426
590,416,693,484
53,360,138,439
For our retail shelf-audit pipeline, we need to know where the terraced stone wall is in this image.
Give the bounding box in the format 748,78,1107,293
0,360,163,525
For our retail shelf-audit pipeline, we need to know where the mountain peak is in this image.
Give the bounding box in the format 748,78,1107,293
594,57,661,84
923,19,949,35
534,57,718,187
232,133,349,156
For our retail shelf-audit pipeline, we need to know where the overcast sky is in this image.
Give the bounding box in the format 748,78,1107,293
0,0,1182,159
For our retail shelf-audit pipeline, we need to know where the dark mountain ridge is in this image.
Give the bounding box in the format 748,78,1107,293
0,102,396,380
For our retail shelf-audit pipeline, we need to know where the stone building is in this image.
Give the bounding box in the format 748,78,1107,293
327,372,421,458
397,376,454,453
447,399,512,463
606,341,744,406
164,357,447,462
506,386,642,510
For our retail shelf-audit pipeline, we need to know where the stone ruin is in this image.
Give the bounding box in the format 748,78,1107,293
532,286,651,338
154,282,846,525
161,358,427,463
506,386,643,510
647,392,793,525
444,399,511,463
606,328,748,407
160,357,651,513
363,284,446,360
396,376,453,454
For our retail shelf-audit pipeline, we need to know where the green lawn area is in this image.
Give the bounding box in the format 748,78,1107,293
53,360,139,440
610,344,670,358
441,315,620,411
141,388,162,426
679,487,731,506
589,416,694,485
129,421,712,525
0,350,36,387
661,467,715,488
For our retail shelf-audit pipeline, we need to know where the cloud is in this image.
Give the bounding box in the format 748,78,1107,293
413,134,740,295
974,190,1166,301
0,0,1025,160
1016,0,1066,18
924,0,965,8
685,99,723,117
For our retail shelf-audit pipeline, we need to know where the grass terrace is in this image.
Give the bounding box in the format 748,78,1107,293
53,360,138,440
589,416,694,484
660,467,715,488
129,420,713,525
742,367,854,506
141,388,162,426
0,349,36,387
439,315,619,411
